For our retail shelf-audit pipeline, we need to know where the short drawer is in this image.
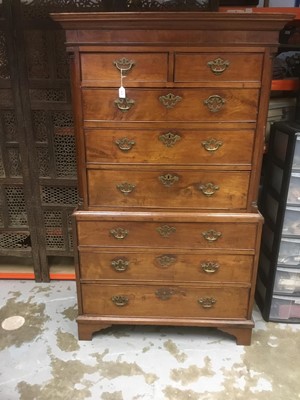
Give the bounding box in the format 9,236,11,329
274,267,300,295
278,238,300,266
174,52,263,82
85,128,255,166
87,169,250,210
270,295,300,322
80,52,168,83
282,207,300,235
76,213,262,250
79,250,254,283
82,88,259,123
81,283,250,319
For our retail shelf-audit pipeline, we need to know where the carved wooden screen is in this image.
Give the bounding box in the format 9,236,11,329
20,2,76,267
17,0,113,280
0,2,38,277
0,0,107,281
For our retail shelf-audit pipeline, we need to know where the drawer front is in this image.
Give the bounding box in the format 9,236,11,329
292,137,300,169
77,220,259,250
82,88,259,122
87,169,250,210
79,251,254,283
85,128,255,165
174,53,263,82
278,238,300,266
274,268,300,295
287,173,300,205
81,284,249,319
81,52,168,83
270,295,300,321
282,207,300,236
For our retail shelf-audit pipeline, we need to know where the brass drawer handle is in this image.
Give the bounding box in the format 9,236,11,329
156,254,177,268
113,57,135,74
207,57,230,75
204,95,226,113
159,173,179,187
201,262,219,274
111,295,129,307
201,138,223,152
110,227,129,240
159,93,182,109
115,137,135,152
116,182,136,196
111,258,129,272
159,131,181,148
198,297,216,308
198,182,219,197
157,225,176,238
155,288,174,301
114,97,135,112
202,230,222,242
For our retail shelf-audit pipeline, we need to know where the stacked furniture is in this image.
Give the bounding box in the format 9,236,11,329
257,121,300,322
53,11,293,344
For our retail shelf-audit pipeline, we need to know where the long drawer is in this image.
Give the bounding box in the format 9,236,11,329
79,250,254,283
81,283,250,319
75,212,262,250
85,128,255,165
87,169,250,210
82,88,259,122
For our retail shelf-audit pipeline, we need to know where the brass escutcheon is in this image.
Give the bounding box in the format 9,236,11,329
113,57,135,74
156,255,177,268
155,287,175,301
114,97,135,112
201,138,223,152
159,132,181,148
207,57,230,75
201,261,220,274
202,229,222,242
204,95,226,113
198,297,216,308
198,182,219,197
116,182,136,195
115,137,136,152
159,173,179,187
159,93,182,109
156,225,176,238
111,295,129,307
111,258,129,272
110,227,129,240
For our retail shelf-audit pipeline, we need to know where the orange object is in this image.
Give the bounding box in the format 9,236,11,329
49,272,75,280
219,7,300,20
271,78,300,91
0,272,36,280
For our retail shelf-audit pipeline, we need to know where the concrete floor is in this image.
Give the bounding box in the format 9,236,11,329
0,280,300,400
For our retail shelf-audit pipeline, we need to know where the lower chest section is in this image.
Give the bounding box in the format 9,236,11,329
75,211,262,321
